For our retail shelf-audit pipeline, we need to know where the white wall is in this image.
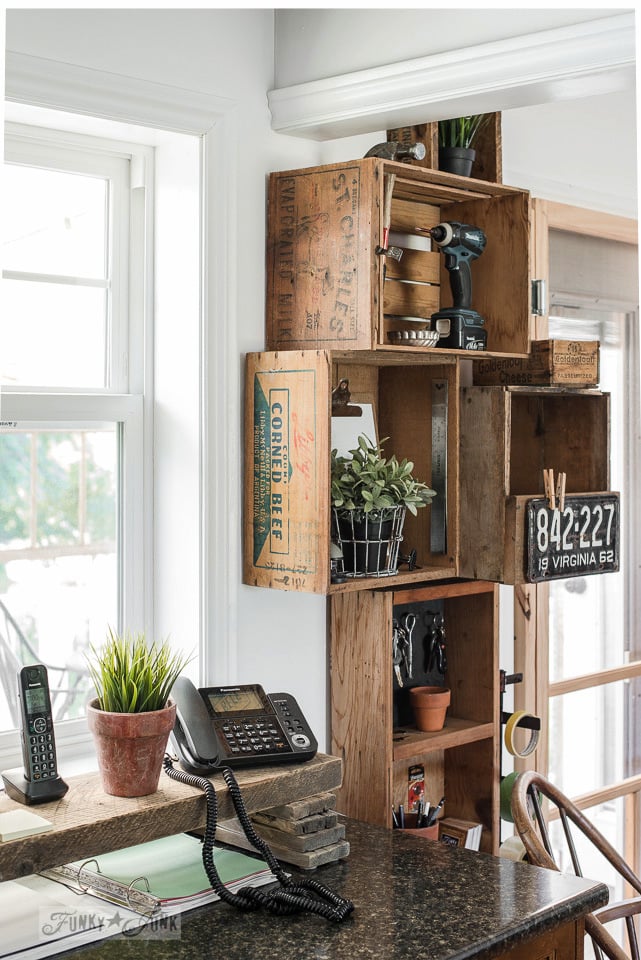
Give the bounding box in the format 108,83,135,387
5,8,638,755
5,8,332,745
274,8,621,88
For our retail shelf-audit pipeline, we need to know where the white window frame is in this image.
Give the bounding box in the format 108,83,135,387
0,125,152,769
3,57,240,773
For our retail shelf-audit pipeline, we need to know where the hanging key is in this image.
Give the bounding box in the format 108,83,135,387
401,613,416,679
392,620,404,687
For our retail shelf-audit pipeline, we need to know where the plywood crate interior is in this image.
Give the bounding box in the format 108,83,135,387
266,158,531,357
459,386,610,582
330,581,499,853
244,349,461,594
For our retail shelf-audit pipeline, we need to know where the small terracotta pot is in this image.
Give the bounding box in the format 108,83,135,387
409,686,451,732
87,698,176,798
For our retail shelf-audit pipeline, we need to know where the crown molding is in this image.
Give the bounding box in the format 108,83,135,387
5,50,231,135
269,13,636,140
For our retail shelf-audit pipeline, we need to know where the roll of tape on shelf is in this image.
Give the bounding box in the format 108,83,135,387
504,710,540,758
500,771,518,822
499,835,527,861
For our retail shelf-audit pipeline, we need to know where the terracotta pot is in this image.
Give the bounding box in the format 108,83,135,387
87,698,176,797
409,686,451,732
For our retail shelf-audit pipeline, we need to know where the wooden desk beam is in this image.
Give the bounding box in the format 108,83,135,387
0,753,342,882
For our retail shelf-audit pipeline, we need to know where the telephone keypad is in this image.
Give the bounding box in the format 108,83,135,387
215,715,293,759
27,725,57,778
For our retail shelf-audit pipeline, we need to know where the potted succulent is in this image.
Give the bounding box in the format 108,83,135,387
331,435,436,577
86,628,191,797
438,114,491,177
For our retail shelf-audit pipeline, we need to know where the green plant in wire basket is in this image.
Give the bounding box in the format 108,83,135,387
438,114,491,150
331,435,436,521
86,627,192,713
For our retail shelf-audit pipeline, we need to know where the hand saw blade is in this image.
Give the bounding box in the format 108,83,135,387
430,380,448,554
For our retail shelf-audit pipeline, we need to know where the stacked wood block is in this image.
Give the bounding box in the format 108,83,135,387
217,792,350,870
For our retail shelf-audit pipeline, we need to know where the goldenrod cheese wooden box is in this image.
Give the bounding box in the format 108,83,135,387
473,339,600,387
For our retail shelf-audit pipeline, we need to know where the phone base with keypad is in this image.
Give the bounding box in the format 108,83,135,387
170,678,318,774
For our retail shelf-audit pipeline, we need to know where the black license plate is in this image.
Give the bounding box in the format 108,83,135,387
526,493,619,583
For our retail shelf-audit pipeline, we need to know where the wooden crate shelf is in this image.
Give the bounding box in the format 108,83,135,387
459,385,611,583
392,717,495,761
244,349,460,594
266,158,531,357
330,580,499,853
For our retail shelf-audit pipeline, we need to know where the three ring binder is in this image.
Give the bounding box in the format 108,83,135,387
41,861,160,917
40,833,277,919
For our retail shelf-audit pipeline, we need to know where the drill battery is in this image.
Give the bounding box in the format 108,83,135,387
435,312,487,351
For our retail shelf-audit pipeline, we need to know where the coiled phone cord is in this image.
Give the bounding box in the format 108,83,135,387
163,755,354,923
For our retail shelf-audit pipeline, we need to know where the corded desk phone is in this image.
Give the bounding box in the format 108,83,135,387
164,678,352,923
169,677,318,774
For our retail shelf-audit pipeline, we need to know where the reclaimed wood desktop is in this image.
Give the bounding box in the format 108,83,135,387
0,753,342,882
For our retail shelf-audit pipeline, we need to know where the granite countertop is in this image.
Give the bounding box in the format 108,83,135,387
62,818,608,960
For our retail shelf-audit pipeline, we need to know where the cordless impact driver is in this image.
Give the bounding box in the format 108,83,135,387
429,221,487,350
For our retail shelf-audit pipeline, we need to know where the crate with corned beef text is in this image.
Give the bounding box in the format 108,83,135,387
243,349,461,594
266,159,532,358
473,339,600,388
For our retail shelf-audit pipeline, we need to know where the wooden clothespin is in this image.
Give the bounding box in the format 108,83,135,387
543,468,556,510
556,472,567,512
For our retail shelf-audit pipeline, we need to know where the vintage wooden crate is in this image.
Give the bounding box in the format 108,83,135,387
473,339,600,387
330,580,500,850
386,112,503,184
458,385,610,583
266,158,531,357
244,349,461,594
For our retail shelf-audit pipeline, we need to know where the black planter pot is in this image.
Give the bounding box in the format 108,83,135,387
439,146,476,177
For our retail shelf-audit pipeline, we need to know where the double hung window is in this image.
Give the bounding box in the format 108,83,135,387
1,125,148,750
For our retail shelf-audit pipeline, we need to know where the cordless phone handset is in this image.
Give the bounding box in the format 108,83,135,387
19,664,58,781
1,664,69,804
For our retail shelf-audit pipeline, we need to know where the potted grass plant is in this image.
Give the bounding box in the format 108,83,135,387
331,435,435,577
86,628,192,797
438,114,491,177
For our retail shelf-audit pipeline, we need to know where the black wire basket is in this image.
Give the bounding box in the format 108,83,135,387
331,506,406,578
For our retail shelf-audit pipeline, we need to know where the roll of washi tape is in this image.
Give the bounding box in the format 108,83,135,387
499,835,527,861
504,710,540,758
500,771,518,822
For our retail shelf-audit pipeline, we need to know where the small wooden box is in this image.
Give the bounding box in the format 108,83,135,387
473,340,600,387
266,158,531,357
243,349,461,594
458,385,610,583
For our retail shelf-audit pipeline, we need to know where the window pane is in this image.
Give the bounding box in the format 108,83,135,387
549,570,625,681
0,427,118,730
549,679,641,797
3,163,107,279
1,279,107,387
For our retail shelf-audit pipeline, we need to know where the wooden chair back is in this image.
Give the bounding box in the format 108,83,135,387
511,771,641,960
